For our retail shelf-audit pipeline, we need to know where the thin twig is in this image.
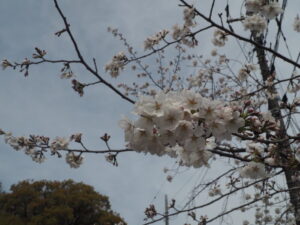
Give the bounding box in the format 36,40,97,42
179,0,300,69
209,0,216,19
53,0,135,104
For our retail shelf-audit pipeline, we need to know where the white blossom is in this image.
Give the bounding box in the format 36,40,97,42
105,52,127,78
198,98,221,121
118,116,134,142
1,59,12,70
172,24,190,40
225,111,245,134
239,161,267,179
69,134,82,145
154,106,183,130
159,129,177,147
174,120,194,141
261,111,276,123
164,146,177,158
176,145,212,168
207,119,227,141
184,135,206,152
134,116,154,131
180,89,203,110
60,72,73,79
205,137,217,150
238,64,256,82
50,137,69,152
145,134,165,156
31,152,46,163
183,7,196,27
212,29,228,47
144,30,169,50
261,2,283,19
65,152,84,168
245,0,262,13
120,90,245,167
243,14,267,35
134,94,166,117
264,157,276,166
246,141,264,155
130,128,150,152
208,186,222,197
4,134,29,151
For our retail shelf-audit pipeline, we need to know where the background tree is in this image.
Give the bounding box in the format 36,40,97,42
0,179,126,225
2,0,300,224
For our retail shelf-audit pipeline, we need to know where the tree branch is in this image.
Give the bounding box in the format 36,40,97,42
53,0,135,104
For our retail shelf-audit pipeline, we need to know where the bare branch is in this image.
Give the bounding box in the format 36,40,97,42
53,0,135,104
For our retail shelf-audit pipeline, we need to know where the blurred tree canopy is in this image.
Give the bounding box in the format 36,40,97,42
0,179,126,225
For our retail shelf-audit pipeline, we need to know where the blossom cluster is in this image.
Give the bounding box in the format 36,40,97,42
208,185,222,197
0,130,84,168
71,79,85,96
239,161,267,179
239,183,296,225
50,137,69,152
183,7,196,27
119,90,245,168
65,152,84,168
212,29,228,47
171,7,197,47
243,14,267,35
143,29,169,50
243,0,283,35
238,64,257,82
3,132,47,163
1,59,13,70
105,52,128,78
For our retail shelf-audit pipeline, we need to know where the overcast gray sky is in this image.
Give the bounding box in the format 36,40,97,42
0,1,203,224
1,0,300,225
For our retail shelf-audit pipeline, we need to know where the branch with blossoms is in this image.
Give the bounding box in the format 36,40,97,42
143,170,288,224
179,0,300,69
205,187,299,225
181,167,238,209
103,0,300,73
3,0,300,224
2,0,135,104
121,25,214,64
0,130,133,168
1,51,81,77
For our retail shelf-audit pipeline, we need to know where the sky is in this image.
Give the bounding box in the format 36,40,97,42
0,1,205,224
0,0,300,225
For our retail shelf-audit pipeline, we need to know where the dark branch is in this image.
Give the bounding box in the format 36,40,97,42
53,0,135,104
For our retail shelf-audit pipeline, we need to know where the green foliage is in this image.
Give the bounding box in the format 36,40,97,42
0,180,126,225
0,182,4,194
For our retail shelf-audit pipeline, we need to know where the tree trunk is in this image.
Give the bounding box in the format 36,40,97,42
254,36,300,225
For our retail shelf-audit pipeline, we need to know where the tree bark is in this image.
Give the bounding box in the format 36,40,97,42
254,35,300,225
